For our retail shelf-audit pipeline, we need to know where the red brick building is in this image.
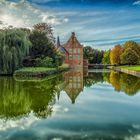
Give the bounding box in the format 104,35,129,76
57,32,83,68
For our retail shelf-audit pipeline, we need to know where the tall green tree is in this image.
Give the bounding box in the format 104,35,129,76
120,48,138,65
121,41,140,65
0,28,31,74
102,50,110,64
123,41,140,56
29,30,55,58
28,23,62,67
83,46,104,64
33,22,55,45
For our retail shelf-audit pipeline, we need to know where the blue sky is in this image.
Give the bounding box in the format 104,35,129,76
0,0,140,50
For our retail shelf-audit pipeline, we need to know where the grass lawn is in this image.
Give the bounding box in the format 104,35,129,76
119,65,140,71
14,64,70,76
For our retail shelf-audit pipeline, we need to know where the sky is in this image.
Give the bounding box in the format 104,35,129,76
0,0,140,50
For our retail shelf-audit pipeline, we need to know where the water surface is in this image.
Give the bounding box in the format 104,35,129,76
0,70,140,140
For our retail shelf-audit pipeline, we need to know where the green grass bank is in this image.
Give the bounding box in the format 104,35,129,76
110,65,140,77
118,66,140,71
14,64,69,78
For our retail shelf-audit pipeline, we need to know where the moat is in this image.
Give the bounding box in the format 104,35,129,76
0,70,140,140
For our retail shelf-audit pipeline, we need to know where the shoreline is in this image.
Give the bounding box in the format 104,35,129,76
110,66,140,77
14,66,69,78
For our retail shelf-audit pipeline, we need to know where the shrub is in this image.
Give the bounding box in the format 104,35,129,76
35,57,54,67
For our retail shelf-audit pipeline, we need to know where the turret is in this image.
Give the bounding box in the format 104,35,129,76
56,35,61,48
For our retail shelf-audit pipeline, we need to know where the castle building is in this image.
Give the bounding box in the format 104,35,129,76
56,32,83,68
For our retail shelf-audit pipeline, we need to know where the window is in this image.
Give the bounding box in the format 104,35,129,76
74,49,77,53
78,48,81,54
74,55,77,60
78,55,81,60
69,48,72,53
69,55,73,60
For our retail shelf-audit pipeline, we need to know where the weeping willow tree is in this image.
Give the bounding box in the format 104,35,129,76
0,28,31,74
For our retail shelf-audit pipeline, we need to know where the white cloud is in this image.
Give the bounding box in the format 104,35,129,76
125,134,140,140
132,124,140,130
0,112,39,131
133,0,140,5
63,18,69,23
0,0,66,28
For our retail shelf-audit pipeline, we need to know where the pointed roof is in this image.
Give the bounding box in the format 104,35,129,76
65,87,82,104
56,36,69,54
63,32,83,48
57,35,61,48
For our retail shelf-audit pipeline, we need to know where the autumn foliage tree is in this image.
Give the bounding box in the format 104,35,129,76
110,44,123,65
120,41,140,65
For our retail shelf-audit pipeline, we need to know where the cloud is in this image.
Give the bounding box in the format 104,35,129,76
0,0,140,50
0,20,3,24
0,112,39,131
125,134,140,140
0,0,66,28
63,18,69,23
133,0,140,5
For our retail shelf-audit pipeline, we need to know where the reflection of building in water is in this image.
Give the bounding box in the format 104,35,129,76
64,70,83,104
55,81,67,102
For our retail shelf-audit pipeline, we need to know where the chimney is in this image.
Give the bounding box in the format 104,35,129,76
72,32,75,37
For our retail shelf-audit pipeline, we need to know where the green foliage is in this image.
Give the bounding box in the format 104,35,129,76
0,77,31,118
14,65,69,77
84,71,140,95
108,41,140,65
102,50,110,64
123,41,140,56
54,52,64,67
119,65,140,71
108,71,140,95
29,30,55,58
120,41,140,65
58,64,70,70
0,28,31,74
35,57,54,67
83,46,104,64
27,23,61,67
120,48,138,65
84,72,104,87
0,74,65,118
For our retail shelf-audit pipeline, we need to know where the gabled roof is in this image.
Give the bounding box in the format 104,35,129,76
64,87,82,104
63,32,83,48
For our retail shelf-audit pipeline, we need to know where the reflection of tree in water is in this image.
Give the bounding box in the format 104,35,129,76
23,74,65,118
119,73,140,95
83,71,140,95
84,72,104,87
109,71,121,92
0,71,139,119
0,74,65,119
0,77,31,118
109,71,140,95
